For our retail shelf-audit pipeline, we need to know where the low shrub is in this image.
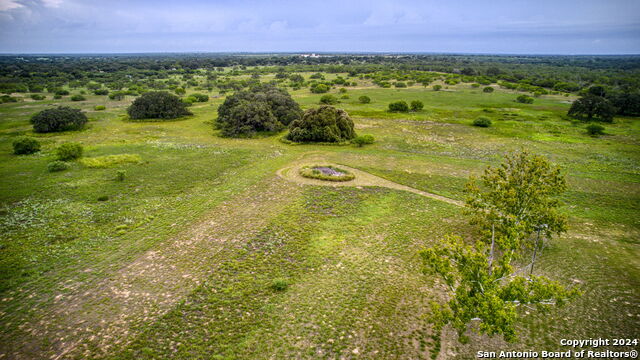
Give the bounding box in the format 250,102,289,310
47,161,70,172
410,100,424,111
1,95,18,103
586,124,605,136
358,95,371,104
319,94,339,105
55,89,69,96
299,165,355,182
116,170,127,181
30,94,46,100
271,278,289,291
473,117,492,127
483,86,494,93
94,105,106,111
433,85,442,91
97,195,109,201
190,93,209,102
352,134,375,147
13,137,41,155
516,95,534,104
94,89,109,96
388,100,409,112
55,142,83,161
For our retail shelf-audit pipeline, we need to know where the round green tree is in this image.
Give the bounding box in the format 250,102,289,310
127,91,192,120
287,105,356,143
30,106,88,133
216,84,302,137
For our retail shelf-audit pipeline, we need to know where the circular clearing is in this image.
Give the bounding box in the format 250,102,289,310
299,165,355,182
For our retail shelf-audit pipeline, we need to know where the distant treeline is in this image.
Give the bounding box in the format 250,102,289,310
1,53,639,115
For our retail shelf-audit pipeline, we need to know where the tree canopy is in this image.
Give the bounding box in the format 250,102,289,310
216,84,302,137
127,91,192,120
568,95,616,122
286,105,356,143
30,106,88,133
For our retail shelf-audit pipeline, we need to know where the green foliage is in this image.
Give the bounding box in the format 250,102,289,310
97,195,109,201
94,89,109,96
216,84,301,137
94,105,106,111
421,235,580,343
319,94,339,105
270,278,289,292
473,117,492,127
568,95,616,123
30,106,88,133
47,160,70,172
70,94,86,101
394,82,407,88
388,100,409,112
54,89,69,96
358,95,371,104
516,95,534,104
127,91,192,120
287,106,356,143
310,83,330,93
433,85,442,91
116,170,127,181
410,100,424,111
352,134,375,147
464,151,567,251
55,143,83,161
109,91,126,100
218,100,282,137
190,93,209,102
586,124,605,136
12,137,41,155
299,165,355,182
483,86,494,93
30,94,46,100
174,87,186,95
1,95,19,103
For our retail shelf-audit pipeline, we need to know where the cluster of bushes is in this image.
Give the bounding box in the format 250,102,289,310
287,105,355,143
216,84,302,137
30,94,46,100
516,95,534,104
47,143,83,172
388,100,424,112
183,93,209,104
127,91,192,120
30,106,88,133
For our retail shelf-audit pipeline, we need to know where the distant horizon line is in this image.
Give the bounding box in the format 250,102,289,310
1,51,639,57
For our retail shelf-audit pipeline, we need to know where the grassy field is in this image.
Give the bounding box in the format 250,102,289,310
0,77,638,359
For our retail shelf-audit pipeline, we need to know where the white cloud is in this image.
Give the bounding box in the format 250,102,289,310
0,0,23,11
42,0,63,8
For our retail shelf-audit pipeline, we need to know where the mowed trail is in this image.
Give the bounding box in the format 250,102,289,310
276,160,463,207
7,176,302,360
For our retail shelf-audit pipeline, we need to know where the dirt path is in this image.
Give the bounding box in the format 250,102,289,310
276,160,463,207
8,176,301,360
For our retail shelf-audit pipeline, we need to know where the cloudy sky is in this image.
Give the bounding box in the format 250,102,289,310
0,0,639,54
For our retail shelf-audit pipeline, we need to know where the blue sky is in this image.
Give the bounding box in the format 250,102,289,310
0,0,639,54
